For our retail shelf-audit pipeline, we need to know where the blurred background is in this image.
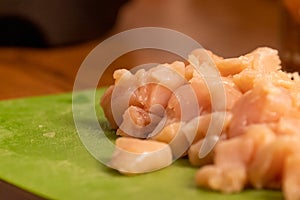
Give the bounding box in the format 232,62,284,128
0,0,281,100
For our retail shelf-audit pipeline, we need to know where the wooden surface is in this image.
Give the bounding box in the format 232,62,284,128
0,0,280,100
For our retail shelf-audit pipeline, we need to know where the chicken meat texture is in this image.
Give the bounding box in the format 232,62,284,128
100,47,300,200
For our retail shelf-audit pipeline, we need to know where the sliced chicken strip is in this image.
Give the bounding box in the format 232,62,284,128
110,137,172,175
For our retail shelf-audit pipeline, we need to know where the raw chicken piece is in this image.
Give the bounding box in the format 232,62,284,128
191,47,280,76
195,165,247,193
191,75,242,114
196,124,276,193
147,62,187,90
166,83,200,121
222,77,242,110
188,138,214,167
150,121,182,144
184,64,195,81
188,73,212,114
193,80,212,113
129,83,172,116
276,117,300,136
109,137,172,174
245,47,281,73
149,121,192,159
215,56,250,76
117,106,161,138
229,80,293,138
249,136,300,189
233,68,262,93
101,63,187,130
233,70,289,94
101,69,137,128
150,112,231,159
283,155,300,200
232,47,281,93
167,61,186,77
113,68,132,84
181,112,232,145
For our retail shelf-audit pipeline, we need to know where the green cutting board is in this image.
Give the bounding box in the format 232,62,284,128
0,89,283,200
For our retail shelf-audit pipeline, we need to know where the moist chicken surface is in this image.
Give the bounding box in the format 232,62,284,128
101,47,300,200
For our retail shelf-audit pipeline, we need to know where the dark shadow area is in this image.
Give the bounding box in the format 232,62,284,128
0,16,46,47
0,179,45,200
0,0,129,47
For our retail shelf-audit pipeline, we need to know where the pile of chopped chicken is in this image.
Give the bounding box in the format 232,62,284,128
101,47,300,200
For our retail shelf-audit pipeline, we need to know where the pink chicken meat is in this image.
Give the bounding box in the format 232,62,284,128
100,47,300,200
